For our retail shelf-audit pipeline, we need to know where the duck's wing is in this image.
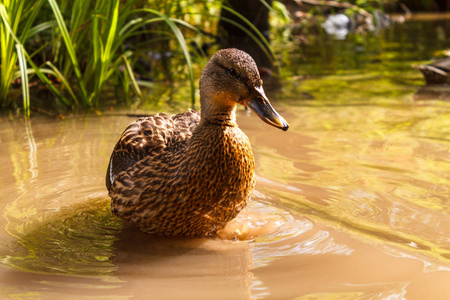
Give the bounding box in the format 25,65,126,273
415,58,450,85
106,110,200,191
416,65,449,85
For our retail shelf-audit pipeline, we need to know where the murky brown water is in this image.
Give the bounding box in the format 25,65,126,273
1,100,449,299
1,14,450,300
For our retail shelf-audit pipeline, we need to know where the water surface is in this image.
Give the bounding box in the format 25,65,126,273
0,14,450,300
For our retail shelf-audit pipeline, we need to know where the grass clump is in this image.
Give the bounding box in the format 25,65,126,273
1,0,275,116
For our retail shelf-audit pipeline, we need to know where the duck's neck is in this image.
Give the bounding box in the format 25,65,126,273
200,95,238,127
201,108,237,127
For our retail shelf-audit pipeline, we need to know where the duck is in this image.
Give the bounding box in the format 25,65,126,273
415,58,450,85
106,48,289,237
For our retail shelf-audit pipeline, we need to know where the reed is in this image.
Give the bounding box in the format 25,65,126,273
0,0,276,115
0,0,45,111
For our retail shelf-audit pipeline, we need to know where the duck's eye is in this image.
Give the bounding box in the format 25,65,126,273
228,68,237,77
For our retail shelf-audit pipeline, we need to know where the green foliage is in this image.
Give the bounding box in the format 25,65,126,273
1,0,274,114
15,44,30,117
0,0,45,109
355,0,384,10
220,5,275,64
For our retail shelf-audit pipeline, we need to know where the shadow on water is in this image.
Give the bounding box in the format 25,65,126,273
0,197,254,299
414,85,450,101
0,198,120,275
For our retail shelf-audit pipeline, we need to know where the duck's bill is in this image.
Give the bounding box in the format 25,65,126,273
244,86,289,131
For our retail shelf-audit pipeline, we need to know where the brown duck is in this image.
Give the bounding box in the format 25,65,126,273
415,58,450,85
106,48,288,237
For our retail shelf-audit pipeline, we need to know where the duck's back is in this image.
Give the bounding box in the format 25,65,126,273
106,110,200,191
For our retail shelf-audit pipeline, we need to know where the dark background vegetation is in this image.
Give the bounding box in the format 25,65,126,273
0,0,448,117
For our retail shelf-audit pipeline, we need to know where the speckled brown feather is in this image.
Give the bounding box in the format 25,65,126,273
106,110,199,191
109,122,255,236
106,48,276,237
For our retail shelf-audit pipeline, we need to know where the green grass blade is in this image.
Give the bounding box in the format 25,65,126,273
22,56,73,107
10,0,25,41
45,62,79,106
135,81,156,89
221,5,276,63
102,1,119,65
24,67,77,106
221,16,273,64
258,0,277,16
92,16,100,72
121,54,142,99
122,70,131,106
119,17,144,36
28,21,57,38
16,44,30,118
0,3,17,104
27,62,72,107
170,18,202,34
47,0,89,106
18,0,45,42
94,0,119,106
135,8,195,106
0,3,71,107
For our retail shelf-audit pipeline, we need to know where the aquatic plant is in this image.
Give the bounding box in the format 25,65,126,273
0,0,276,116
1,0,199,112
0,0,46,116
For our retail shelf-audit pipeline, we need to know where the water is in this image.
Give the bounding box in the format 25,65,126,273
1,14,450,299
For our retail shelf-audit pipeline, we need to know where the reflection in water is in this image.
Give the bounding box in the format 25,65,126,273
0,100,449,299
415,85,450,101
1,15,450,300
113,227,253,300
25,119,38,180
1,198,120,275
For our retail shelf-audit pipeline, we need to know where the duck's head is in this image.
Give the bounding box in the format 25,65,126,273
199,48,289,131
